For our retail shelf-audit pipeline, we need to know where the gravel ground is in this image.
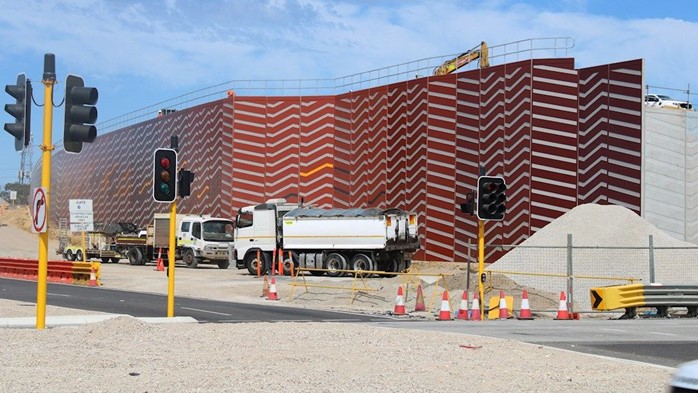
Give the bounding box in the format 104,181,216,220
0,205,678,392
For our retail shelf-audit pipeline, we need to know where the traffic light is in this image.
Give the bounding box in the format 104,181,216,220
476,176,506,220
178,170,194,198
153,148,177,202
459,192,475,215
63,74,98,153
4,73,31,151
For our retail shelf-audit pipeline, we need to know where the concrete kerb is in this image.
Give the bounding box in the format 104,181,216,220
0,315,198,328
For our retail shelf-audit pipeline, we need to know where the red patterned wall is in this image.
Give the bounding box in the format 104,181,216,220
40,58,643,263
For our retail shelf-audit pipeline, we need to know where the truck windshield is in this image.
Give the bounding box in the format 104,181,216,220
202,220,235,242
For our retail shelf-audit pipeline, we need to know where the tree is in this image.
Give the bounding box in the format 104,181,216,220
1,182,30,205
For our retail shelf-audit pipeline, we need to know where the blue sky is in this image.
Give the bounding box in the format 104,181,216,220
1,0,697,189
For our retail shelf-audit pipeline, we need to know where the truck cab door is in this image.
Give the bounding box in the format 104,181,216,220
179,221,193,246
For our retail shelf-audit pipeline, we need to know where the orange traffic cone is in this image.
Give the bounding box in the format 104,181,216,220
261,275,270,298
88,266,98,287
498,290,509,319
470,292,481,321
555,291,570,320
393,286,407,315
414,284,426,312
156,248,164,271
268,277,279,301
456,291,469,320
437,291,452,321
517,290,534,320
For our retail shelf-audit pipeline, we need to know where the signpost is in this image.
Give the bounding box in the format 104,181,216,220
69,199,93,232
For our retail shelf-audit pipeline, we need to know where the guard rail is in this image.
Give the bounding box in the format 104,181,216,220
0,257,100,286
590,283,698,319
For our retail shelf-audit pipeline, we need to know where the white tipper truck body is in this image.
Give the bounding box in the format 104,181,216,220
231,199,420,276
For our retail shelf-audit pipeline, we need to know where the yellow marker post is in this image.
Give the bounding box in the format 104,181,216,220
36,55,56,330
477,219,485,321
167,201,176,317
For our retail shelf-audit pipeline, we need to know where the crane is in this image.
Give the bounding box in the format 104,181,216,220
433,41,489,76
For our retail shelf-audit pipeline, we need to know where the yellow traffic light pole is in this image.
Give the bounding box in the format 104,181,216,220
167,200,176,317
36,59,56,330
477,219,485,320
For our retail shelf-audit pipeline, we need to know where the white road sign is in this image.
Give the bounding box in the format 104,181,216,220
69,199,94,232
69,199,93,213
70,212,94,223
70,223,94,232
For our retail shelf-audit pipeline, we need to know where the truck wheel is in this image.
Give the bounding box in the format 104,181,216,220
101,258,110,264
245,251,269,276
110,257,120,264
75,250,84,262
128,247,143,266
282,252,297,276
325,253,347,277
183,249,199,268
350,253,373,278
381,256,399,278
65,250,74,261
217,260,230,269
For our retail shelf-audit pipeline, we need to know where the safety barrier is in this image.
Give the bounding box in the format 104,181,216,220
0,257,101,286
288,267,453,306
590,283,698,319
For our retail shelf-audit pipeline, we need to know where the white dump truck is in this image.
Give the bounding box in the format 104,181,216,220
113,214,234,269
231,199,420,276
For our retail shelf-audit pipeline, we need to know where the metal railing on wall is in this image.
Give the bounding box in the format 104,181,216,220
96,37,575,133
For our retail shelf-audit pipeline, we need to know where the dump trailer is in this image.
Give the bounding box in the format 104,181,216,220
113,214,234,269
232,199,420,277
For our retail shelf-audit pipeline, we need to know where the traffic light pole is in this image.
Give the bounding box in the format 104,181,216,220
36,58,56,330
477,219,485,321
167,201,176,317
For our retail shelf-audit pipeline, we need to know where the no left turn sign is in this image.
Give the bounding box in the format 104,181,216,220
32,187,47,233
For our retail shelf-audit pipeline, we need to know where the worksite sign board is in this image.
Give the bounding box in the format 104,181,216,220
69,199,93,232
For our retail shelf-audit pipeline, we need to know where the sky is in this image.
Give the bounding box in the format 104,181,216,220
1,0,697,189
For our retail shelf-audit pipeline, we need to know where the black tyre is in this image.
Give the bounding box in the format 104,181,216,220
381,255,399,278
183,249,199,269
128,247,143,266
65,250,74,261
75,250,84,262
325,253,347,277
282,252,297,276
350,253,374,278
101,258,110,264
245,251,270,276
217,259,230,269
110,257,120,264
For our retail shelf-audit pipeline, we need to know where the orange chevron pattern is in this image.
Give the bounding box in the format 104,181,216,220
39,58,644,263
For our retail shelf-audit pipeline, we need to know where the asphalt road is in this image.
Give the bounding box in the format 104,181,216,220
2,277,697,367
0,278,391,323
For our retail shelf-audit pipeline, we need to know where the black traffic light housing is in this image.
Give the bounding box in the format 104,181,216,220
4,73,32,151
459,192,475,215
153,148,177,202
64,74,98,153
477,176,506,220
178,170,194,198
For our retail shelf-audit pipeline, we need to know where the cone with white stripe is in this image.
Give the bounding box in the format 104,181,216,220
456,291,469,320
470,292,481,321
555,291,569,320
498,290,509,319
393,286,406,315
437,291,452,321
517,289,534,320
268,277,279,301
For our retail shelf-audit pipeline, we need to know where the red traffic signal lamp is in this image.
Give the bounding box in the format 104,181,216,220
4,73,32,151
153,148,177,202
476,176,506,220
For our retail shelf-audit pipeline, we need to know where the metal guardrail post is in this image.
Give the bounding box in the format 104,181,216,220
648,234,655,283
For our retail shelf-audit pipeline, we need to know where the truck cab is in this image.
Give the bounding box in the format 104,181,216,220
175,215,235,269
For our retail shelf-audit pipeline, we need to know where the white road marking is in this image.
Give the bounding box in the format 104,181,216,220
47,293,71,297
180,307,231,316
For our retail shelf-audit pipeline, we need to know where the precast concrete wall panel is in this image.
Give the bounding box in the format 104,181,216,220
425,74,459,261
454,72,481,262
404,78,429,251
503,60,533,246
606,60,643,211
578,65,611,206
385,83,408,210
367,88,388,208
350,91,371,206
221,101,236,217
230,98,268,207
529,59,579,231
299,97,335,208
266,98,301,204
333,95,353,208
